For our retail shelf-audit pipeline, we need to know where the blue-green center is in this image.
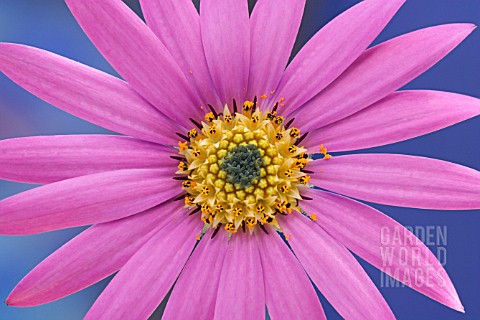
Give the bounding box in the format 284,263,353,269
220,144,263,188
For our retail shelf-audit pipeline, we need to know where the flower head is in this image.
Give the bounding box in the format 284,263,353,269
0,0,479,319
178,104,311,233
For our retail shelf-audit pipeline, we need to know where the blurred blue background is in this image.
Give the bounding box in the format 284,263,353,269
0,0,479,319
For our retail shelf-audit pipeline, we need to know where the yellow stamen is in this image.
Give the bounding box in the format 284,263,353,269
243,101,254,112
205,112,215,122
188,129,198,139
185,196,195,206
178,141,188,152
320,144,332,160
225,223,237,233
178,162,188,171
289,128,300,138
299,175,310,185
201,186,210,195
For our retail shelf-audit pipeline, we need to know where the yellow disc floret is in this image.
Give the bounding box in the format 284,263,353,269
176,103,312,234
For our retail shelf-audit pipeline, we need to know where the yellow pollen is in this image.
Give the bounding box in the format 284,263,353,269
270,90,276,94
233,206,242,216
246,217,256,228
320,144,332,160
278,97,285,103
260,94,267,99
176,103,312,234
289,128,300,138
320,144,327,154
243,101,254,111
192,148,201,157
205,112,215,122
188,129,198,139
208,125,217,135
294,158,308,169
178,141,188,152
267,111,276,120
178,162,188,171
225,223,237,233
299,175,311,185
310,214,318,221
185,196,195,206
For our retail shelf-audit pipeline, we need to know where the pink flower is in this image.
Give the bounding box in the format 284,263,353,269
0,0,479,319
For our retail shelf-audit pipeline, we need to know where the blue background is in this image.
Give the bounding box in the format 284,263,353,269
0,0,479,319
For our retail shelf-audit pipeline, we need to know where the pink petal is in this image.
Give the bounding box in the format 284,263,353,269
85,213,203,319
293,24,476,131
65,0,203,128
163,230,229,320
304,90,480,151
272,0,405,114
309,154,480,210
214,233,265,320
280,213,395,320
301,188,464,312
0,169,180,235
139,0,221,108
0,135,176,184
247,0,305,105
6,201,185,307
255,228,326,320
200,0,250,105
0,43,181,145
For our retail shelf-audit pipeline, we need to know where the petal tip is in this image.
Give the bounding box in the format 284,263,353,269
453,297,465,313
456,23,477,35
5,290,22,307
6,289,36,307
453,302,465,314
5,296,15,307
445,289,465,313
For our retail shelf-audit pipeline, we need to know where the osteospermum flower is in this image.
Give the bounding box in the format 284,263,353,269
1,0,480,318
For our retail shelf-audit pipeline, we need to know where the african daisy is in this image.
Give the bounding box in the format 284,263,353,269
0,0,479,319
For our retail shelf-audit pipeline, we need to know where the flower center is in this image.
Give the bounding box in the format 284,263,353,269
221,144,262,188
176,100,312,234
